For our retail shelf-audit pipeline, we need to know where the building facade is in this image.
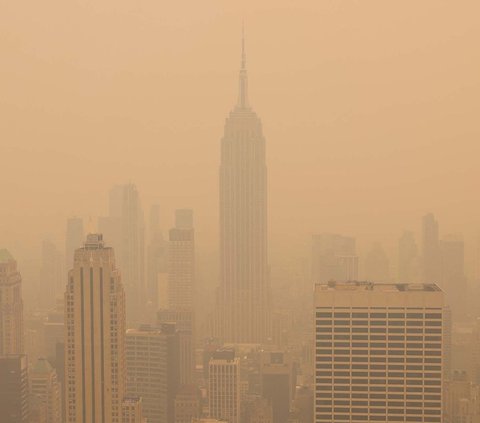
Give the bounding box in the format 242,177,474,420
314,281,444,423
214,34,271,344
0,249,24,355
64,234,126,423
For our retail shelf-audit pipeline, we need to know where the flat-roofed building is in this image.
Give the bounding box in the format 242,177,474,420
314,281,444,423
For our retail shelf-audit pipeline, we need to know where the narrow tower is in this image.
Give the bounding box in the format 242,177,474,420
215,31,271,343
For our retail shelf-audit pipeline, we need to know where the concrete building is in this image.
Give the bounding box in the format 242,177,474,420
122,397,146,423
314,281,444,423
0,249,24,355
30,357,62,423
126,323,180,423
444,370,480,423
260,351,295,423
214,33,271,344
0,354,29,423
208,349,241,423
64,234,126,423
312,233,358,283
174,384,201,423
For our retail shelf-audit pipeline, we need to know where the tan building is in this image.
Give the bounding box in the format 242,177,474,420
0,249,24,355
174,384,201,423
214,33,271,344
122,397,145,423
208,349,240,423
64,234,126,423
444,371,480,423
314,281,444,423
30,358,62,423
126,323,180,423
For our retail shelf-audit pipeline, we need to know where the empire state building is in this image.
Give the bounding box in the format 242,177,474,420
215,34,271,343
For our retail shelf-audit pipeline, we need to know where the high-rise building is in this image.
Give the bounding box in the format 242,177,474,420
146,204,168,313
314,281,444,423
0,249,24,355
422,213,441,284
312,234,358,283
364,243,390,283
174,385,201,423
398,231,419,283
157,209,196,385
65,217,84,272
0,354,29,423
126,323,180,423
99,184,145,324
39,239,64,310
122,397,145,423
444,371,480,423
214,32,271,344
30,357,62,423
208,349,241,423
440,234,467,319
260,351,295,423
64,234,126,423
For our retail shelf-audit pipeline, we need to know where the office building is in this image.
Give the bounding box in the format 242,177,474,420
126,323,180,423
260,351,295,423
422,213,441,284
314,281,444,423
122,397,145,423
30,357,62,423
398,231,419,283
312,233,358,283
64,234,126,423
0,354,29,423
214,33,271,343
208,349,241,423
174,385,201,423
65,217,84,271
0,249,24,355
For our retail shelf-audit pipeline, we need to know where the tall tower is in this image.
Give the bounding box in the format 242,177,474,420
65,217,84,270
64,234,126,423
208,349,240,423
0,249,24,355
215,30,271,343
99,184,146,324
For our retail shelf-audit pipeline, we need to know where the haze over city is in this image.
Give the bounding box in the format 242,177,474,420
1,1,480,423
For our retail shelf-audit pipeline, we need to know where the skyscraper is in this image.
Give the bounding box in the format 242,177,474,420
99,184,145,324
398,231,418,283
65,217,84,270
39,238,65,309
312,233,358,283
64,234,126,423
208,349,240,423
422,213,441,284
364,243,390,283
0,354,29,423
30,357,62,423
126,323,180,423
215,32,271,343
0,249,24,355
314,281,444,423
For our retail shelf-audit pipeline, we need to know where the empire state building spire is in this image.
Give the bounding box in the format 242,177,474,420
237,26,249,109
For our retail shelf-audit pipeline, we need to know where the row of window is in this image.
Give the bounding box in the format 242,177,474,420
316,417,440,422
316,312,442,319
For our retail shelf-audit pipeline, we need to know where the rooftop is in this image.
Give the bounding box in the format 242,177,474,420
315,281,442,293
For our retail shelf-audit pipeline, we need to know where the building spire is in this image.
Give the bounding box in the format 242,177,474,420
237,23,249,109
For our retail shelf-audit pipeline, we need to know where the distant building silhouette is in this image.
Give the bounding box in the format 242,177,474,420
0,249,24,355
398,230,418,283
364,243,390,282
422,213,441,284
65,217,84,270
214,32,271,343
98,184,145,324
312,233,358,283
0,354,29,423
64,234,126,423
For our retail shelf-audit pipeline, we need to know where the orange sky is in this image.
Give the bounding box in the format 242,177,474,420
1,0,480,274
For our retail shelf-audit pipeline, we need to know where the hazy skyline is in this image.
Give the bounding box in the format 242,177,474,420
2,1,480,272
